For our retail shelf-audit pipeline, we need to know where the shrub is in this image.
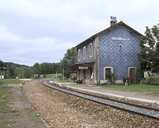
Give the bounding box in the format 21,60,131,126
141,75,159,85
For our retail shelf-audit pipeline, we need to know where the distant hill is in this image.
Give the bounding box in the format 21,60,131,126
0,61,29,68
0,60,32,78
5,62,30,68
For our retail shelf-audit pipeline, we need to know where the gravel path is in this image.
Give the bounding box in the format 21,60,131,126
24,80,159,128
9,85,47,128
0,85,46,128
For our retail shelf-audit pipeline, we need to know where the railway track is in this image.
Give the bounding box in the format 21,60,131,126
42,81,159,120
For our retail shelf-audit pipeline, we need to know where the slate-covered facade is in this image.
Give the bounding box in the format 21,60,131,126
74,18,143,84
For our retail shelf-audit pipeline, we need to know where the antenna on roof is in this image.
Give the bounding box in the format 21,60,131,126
110,16,117,26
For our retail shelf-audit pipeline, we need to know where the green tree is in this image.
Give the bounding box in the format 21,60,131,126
23,68,33,78
140,24,159,73
32,62,62,75
152,24,159,72
145,26,156,49
6,64,16,78
61,47,76,78
140,27,154,72
15,67,24,78
15,67,33,78
33,63,41,74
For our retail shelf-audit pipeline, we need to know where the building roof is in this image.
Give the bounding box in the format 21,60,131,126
76,21,144,48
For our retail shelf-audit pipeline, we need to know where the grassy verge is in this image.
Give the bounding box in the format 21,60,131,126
54,78,74,83
0,87,9,112
0,79,21,86
0,79,21,112
45,74,74,83
104,84,159,93
0,80,17,128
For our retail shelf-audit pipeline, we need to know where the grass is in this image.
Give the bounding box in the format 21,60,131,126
45,73,74,83
45,74,59,79
0,79,21,112
46,74,159,94
0,79,21,86
104,84,159,93
54,78,74,83
0,87,9,112
0,79,18,128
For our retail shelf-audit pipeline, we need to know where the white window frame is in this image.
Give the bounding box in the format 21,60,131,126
128,67,136,78
104,66,113,80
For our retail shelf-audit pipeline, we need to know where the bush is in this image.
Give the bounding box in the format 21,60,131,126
141,75,159,85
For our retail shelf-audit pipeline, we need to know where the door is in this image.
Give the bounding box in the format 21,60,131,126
82,70,86,83
128,67,136,83
104,67,113,81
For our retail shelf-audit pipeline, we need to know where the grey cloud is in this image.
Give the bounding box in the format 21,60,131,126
0,0,159,65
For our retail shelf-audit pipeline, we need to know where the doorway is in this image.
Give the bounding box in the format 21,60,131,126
128,67,136,83
104,67,113,81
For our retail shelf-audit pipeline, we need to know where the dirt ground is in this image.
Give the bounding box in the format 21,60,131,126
23,80,159,128
0,85,46,128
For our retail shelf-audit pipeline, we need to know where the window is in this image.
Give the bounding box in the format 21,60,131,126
89,43,93,57
83,46,86,59
78,49,80,61
104,67,113,80
87,44,90,57
86,45,89,58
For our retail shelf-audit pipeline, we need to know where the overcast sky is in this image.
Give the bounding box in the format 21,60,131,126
0,0,159,66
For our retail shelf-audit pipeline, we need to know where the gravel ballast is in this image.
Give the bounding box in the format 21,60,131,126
23,81,159,128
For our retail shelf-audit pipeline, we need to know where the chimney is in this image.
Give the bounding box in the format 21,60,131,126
110,16,117,26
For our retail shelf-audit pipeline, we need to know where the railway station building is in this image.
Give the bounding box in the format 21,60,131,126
73,17,144,84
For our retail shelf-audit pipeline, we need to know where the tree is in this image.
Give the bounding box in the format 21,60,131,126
140,24,159,73
33,63,41,74
32,62,62,75
15,67,33,78
153,43,159,72
6,64,16,78
145,26,156,49
140,27,155,72
23,68,33,78
152,24,159,72
61,47,76,78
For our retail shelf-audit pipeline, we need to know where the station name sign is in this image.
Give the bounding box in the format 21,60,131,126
79,66,88,70
111,37,130,41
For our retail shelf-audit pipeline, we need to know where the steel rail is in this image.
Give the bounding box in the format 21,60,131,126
42,81,159,119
